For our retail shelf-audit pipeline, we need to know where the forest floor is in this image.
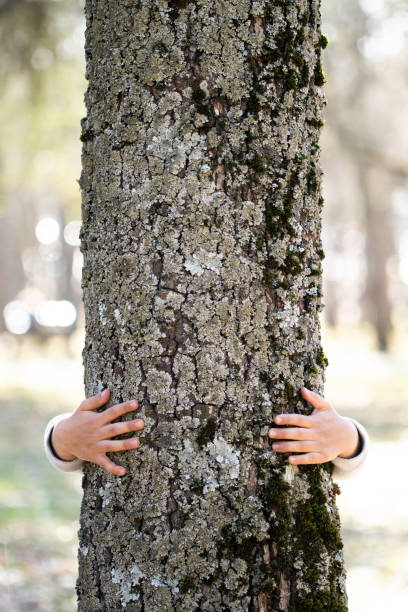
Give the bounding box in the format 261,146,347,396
0,323,407,611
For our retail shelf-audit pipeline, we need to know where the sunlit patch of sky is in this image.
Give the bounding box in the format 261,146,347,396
392,187,408,219
35,299,77,328
63,221,81,247
322,23,337,44
358,9,408,60
398,229,408,285
359,0,387,19
35,218,60,245
56,22,85,61
3,300,31,335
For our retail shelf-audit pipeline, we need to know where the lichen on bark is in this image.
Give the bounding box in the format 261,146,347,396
77,1,347,610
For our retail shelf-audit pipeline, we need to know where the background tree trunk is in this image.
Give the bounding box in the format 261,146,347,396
358,164,393,351
77,1,347,610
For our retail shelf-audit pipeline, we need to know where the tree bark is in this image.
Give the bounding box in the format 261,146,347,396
77,1,347,610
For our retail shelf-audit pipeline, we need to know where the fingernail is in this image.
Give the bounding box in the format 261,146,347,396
133,419,144,427
130,400,138,408
275,416,282,423
268,430,276,437
118,468,126,475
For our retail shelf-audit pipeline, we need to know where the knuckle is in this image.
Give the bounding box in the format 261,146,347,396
123,400,137,411
95,458,107,470
104,424,116,437
102,460,115,472
127,438,139,449
110,408,123,423
112,405,121,418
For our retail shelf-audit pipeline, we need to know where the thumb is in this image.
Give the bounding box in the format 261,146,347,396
301,387,329,411
79,388,110,411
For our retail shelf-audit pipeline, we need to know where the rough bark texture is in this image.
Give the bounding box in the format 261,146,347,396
77,1,347,610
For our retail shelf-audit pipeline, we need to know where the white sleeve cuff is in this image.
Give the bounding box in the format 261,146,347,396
44,413,84,472
331,418,369,480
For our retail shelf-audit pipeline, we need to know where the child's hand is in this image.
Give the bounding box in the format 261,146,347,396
267,387,360,466
51,389,144,477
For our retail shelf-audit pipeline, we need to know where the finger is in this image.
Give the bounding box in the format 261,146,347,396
79,389,110,411
301,387,330,411
98,400,139,425
288,452,326,465
268,427,313,441
272,441,317,453
97,456,127,477
274,413,313,428
102,437,140,452
101,419,144,439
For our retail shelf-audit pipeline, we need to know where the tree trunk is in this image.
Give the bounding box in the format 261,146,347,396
77,1,347,610
358,164,393,351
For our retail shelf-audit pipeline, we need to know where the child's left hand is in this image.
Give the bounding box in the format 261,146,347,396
268,387,360,466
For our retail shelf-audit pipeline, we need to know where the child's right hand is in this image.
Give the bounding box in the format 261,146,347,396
51,389,144,477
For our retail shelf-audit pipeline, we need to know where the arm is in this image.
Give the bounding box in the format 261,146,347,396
44,413,84,472
43,389,145,477
331,417,369,479
268,387,369,479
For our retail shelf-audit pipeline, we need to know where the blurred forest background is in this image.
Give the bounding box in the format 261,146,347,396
0,0,407,610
